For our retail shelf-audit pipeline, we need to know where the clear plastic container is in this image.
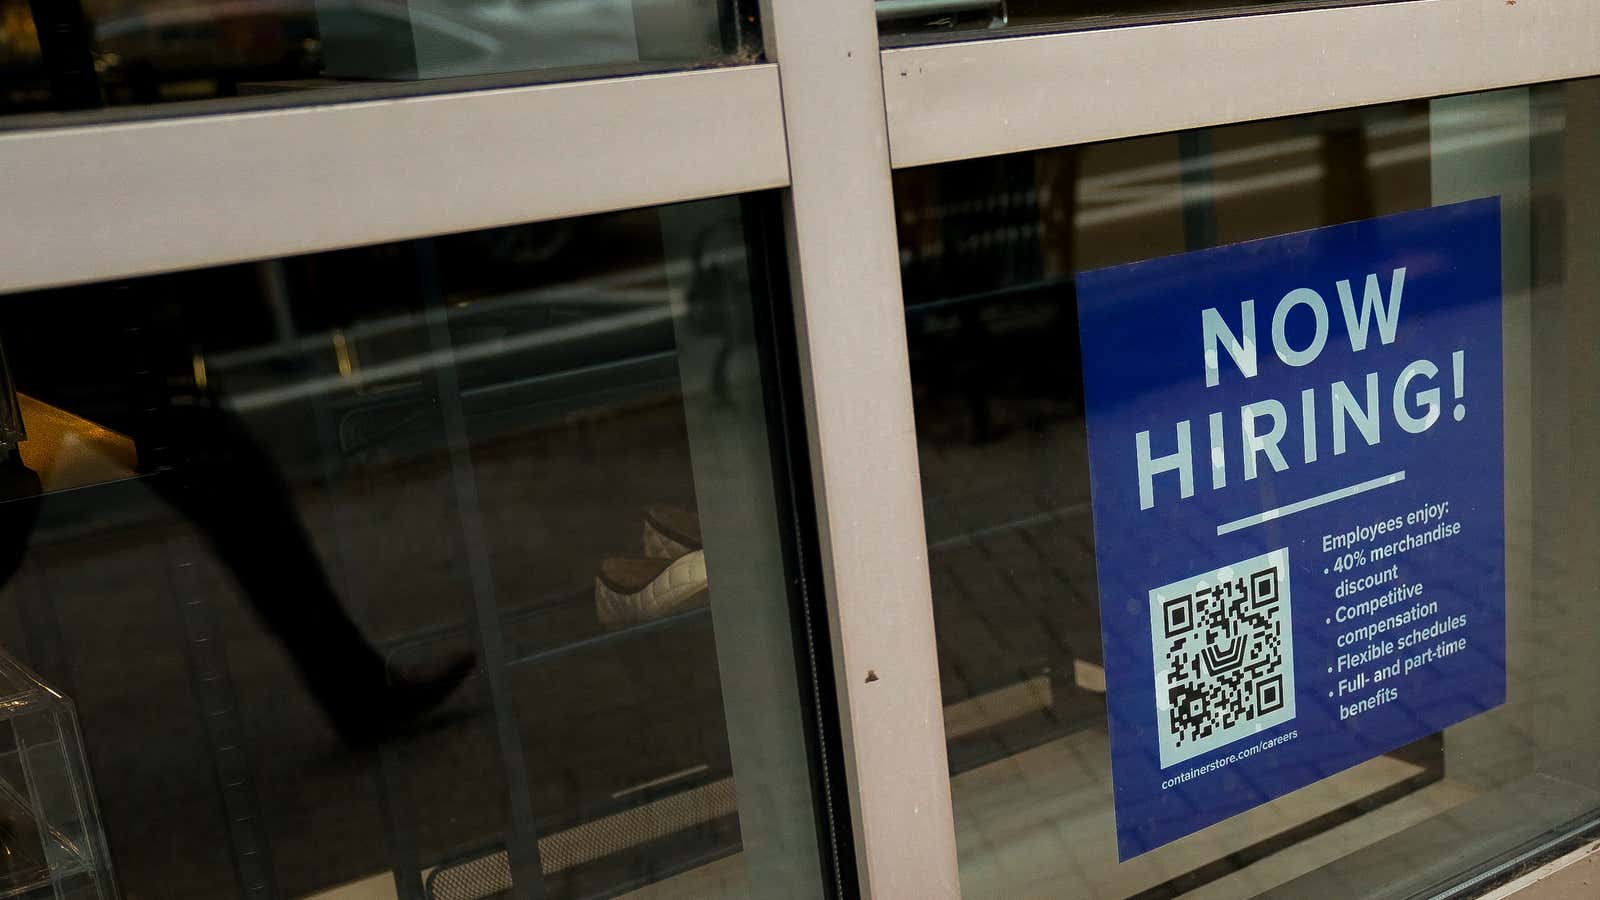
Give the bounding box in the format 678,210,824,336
0,653,115,899
0,338,25,452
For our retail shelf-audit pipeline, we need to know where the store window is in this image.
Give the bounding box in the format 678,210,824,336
895,79,1600,896
0,0,751,122
0,195,834,899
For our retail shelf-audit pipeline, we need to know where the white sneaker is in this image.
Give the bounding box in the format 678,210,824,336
641,504,702,559
595,550,708,627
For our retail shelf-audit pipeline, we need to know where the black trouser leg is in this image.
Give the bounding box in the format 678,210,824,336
142,404,392,735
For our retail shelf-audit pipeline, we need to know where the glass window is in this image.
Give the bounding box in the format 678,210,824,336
0,195,834,899
0,0,751,123
878,1,1399,45
895,80,1600,897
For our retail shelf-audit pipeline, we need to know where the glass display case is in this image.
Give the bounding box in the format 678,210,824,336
0,652,114,900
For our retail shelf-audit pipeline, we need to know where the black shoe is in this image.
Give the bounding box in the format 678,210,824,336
334,651,477,748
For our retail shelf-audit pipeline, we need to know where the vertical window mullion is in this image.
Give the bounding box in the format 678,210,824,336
761,0,962,896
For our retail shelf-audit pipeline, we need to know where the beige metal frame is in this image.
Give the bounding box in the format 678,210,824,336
882,0,1600,168
2,0,1600,895
759,0,961,896
0,65,787,294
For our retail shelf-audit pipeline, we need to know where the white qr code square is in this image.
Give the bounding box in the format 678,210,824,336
1150,548,1296,768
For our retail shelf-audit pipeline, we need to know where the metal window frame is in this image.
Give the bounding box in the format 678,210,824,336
758,0,962,897
881,0,1600,169
0,64,788,294
1,0,1599,896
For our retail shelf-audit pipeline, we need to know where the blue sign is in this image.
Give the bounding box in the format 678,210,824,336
1076,198,1506,860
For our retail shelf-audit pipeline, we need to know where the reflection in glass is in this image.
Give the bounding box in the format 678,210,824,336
894,80,1600,897
0,197,826,899
0,0,749,119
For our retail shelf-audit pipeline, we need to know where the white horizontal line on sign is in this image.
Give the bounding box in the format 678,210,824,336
1217,470,1407,536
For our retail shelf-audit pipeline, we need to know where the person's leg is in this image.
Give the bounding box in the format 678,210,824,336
143,401,471,745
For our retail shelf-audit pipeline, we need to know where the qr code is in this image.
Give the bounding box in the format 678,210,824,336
1149,548,1296,768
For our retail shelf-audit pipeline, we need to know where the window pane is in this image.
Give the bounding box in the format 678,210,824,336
895,79,1600,897
0,0,752,123
0,195,828,899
